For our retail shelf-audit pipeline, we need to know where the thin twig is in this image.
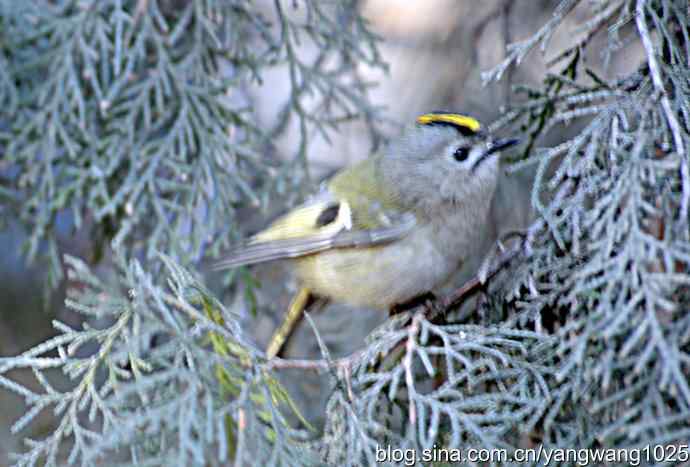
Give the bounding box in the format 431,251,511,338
233,405,247,467
635,0,689,229
265,349,364,371
546,0,624,67
438,238,525,314
133,0,148,24
501,0,514,106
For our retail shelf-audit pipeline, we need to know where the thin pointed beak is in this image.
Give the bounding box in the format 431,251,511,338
471,138,520,172
486,138,520,155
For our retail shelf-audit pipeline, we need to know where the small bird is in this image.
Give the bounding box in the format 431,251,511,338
215,112,518,357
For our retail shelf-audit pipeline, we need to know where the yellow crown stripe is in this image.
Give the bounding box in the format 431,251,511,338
416,113,481,133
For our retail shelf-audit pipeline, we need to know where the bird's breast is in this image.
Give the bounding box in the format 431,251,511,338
293,209,480,309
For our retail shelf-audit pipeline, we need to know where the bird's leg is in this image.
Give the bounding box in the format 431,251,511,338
266,287,313,359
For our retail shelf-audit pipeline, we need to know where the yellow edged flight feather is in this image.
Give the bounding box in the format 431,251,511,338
212,156,416,270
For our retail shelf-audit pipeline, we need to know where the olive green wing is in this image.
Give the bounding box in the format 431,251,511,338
212,157,414,270
326,155,404,230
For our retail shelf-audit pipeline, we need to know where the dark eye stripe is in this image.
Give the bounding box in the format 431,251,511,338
315,204,340,227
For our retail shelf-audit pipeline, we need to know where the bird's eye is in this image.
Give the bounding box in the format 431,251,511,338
453,146,470,162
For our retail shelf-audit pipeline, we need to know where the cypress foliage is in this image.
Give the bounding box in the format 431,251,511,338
0,0,688,465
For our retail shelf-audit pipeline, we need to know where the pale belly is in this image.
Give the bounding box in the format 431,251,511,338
292,223,462,309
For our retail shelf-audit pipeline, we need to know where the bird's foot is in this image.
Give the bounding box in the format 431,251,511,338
390,291,439,316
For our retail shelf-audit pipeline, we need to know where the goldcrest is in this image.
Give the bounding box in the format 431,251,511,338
215,112,518,356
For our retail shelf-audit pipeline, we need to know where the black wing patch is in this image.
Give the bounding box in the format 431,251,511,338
315,204,340,227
